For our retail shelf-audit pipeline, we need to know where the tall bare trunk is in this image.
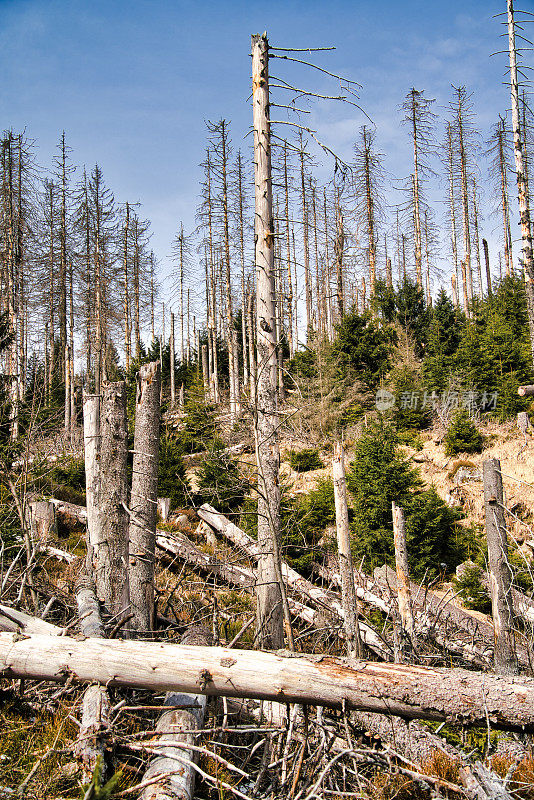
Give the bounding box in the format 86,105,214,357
392,502,415,650
483,458,519,676
252,32,284,650
332,441,361,657
129,361,161,636
508,0,534,358
98,381,130,623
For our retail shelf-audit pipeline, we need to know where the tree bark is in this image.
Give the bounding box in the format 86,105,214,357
98,381,130,622
251,33,284,650
483,458,519,676
140,626,211,800
332,441,361,657
83,392,101,575
129,361,161,636
3,632,534,730
392,502,414,642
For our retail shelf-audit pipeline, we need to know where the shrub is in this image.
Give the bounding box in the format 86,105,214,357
288,448,323,473
347,421,465,579
241,479,335,577
158,434,191,510
452,562,491,614
444,410,484,456
195,446,248,515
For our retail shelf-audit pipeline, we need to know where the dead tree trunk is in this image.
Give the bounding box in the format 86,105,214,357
98,381,130,622
74,576,110,781
483,458,519,676
83,392,101,576
170,312,176,407
129,361,161,636
29,501,57,543
332,440,361,657
392,502,414,642
251,33,284,650
483,238,492,296
4,632,534,729
140,626,212,800
508,0,534,360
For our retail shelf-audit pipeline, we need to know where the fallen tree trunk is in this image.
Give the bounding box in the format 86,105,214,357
3,633,534,730
350,712,518,800
49,500,388,657
141,626,211,800
197,504,393,660
317,561,494,669
0,604,61,635
74,577,111,780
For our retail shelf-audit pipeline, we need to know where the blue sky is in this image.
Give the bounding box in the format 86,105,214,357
0,0,529,310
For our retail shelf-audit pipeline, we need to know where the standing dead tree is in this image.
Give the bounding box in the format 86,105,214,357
332,440,361,657
252,33,286,650
129,361,161,636
483,458,519,676
507,0,534,358
98,381,130,623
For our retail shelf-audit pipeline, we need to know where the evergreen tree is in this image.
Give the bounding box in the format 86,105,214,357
347,422,464,578
331,311,396,388
423,289,464,391
158,434,191,510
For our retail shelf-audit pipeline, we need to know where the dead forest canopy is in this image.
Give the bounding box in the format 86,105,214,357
2,7,534,800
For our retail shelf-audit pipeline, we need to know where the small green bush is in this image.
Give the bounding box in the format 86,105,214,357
158,434,191,510
288,448,323,473
452,562,491,614
444,410,484,456
195,446,248,515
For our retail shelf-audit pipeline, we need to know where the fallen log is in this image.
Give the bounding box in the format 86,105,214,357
2,633,534,731
49,500,388,657
156,529,384,652
317,561,494,668
0,603,62,635
141,626,211,800
74,577,111,781
197,504,393,660
518,384,534,397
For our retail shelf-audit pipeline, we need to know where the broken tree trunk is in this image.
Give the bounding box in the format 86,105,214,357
392,502,415,641
29,500,57,543
83,392,100,573
0,604,61,635
332,440,361,657
518,384,534,397
74,576,111,781
197,504,392,659
76,575,105,639
3,632,534,729
129,361,161,636
97,381,130,623
140,626,212,800
483,458,519,676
